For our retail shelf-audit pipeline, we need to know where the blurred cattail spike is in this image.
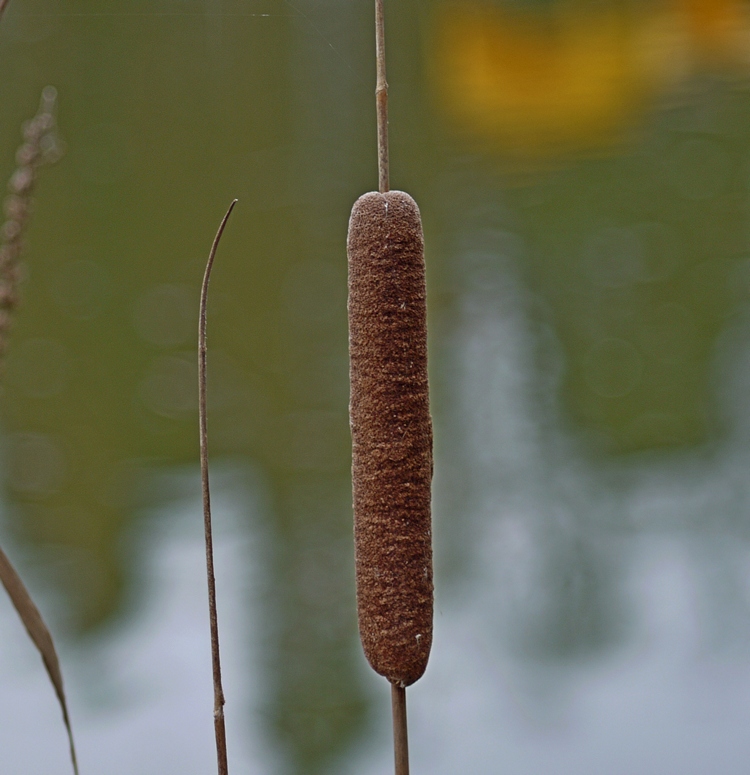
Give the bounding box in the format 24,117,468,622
0,86,63,370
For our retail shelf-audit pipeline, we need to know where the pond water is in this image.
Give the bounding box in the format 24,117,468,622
4,0,750,773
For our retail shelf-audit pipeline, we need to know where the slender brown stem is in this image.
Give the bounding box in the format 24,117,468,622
0,0,11,24
391,684,410,775
378,0,407,768
199,198,237,775
375,0,389,193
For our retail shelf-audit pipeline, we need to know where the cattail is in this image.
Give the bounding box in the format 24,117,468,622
348,189,433,688
350,3,432,772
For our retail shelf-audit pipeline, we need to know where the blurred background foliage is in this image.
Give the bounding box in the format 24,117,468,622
4,0,750,772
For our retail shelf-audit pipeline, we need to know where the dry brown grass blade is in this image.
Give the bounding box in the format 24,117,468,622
0,0,11,24
0,546,79,774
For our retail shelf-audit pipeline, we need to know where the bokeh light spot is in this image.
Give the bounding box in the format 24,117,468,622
133,285,194,348
582,227,644,289
49,259,109,320
7,432,66,497
138,356,197,419
9,338,70,398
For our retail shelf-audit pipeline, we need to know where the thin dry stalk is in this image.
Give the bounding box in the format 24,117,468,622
199,199,237,775
375,0,389,193
391,684,409,775
0,0,11,24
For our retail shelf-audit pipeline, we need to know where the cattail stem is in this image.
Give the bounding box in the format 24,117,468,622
199,198,237,775
375,0,389,193
391,684,410,775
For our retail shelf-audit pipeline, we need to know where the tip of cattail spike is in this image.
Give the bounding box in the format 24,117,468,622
348,190,433,688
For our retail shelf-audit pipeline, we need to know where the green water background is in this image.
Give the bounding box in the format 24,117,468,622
4,1,750,772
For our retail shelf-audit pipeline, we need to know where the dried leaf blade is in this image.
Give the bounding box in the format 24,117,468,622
0,545,79,775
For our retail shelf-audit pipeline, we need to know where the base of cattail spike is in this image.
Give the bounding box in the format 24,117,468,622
391,684,410,775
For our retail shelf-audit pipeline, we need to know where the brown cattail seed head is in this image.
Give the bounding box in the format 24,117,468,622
347,190,433,687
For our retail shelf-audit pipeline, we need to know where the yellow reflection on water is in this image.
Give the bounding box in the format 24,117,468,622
431,0,750,158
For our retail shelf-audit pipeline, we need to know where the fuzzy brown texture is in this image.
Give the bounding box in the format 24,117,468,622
347,190,433,687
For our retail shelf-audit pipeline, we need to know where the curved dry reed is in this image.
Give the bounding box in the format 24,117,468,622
347,189,433,688
199,199,237,775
